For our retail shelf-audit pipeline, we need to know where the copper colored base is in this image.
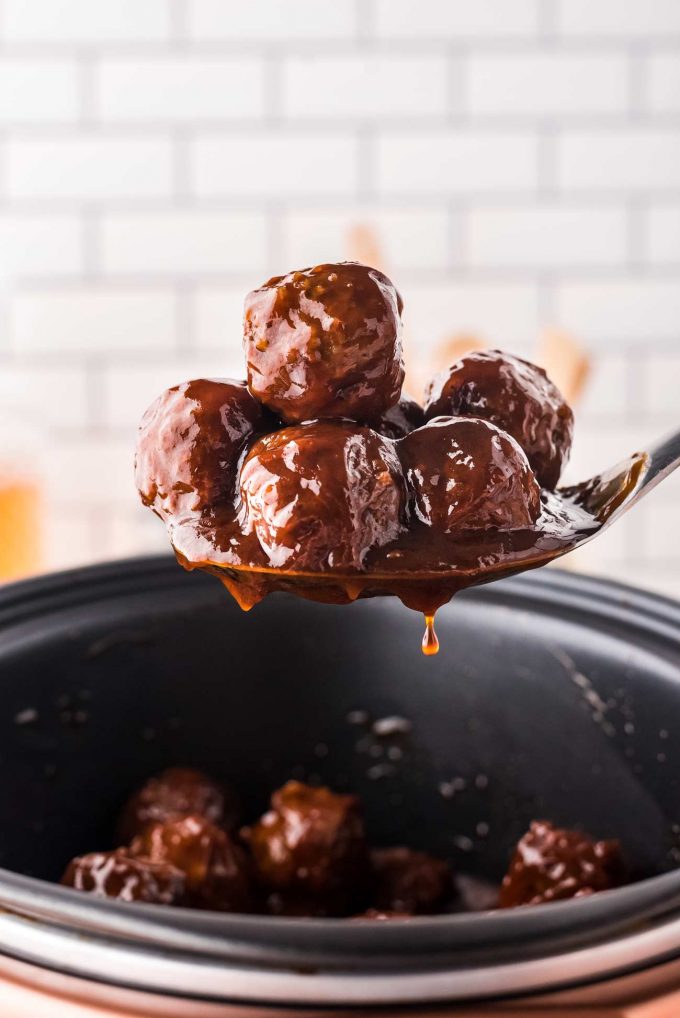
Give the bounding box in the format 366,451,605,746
2,952,680,1018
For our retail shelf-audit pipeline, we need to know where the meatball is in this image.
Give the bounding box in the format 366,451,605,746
498,820,626,908
424,350,574,489
399,417,541,533
244,781,368,913
372,394,425,440
244,262,404,424
62,848,186,905
118,767,237,844
370,847,452,914
135,378,268,519
239,421,406,571
130,814,252,912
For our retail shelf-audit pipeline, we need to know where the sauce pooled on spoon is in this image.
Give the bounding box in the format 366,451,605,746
135,262,642,654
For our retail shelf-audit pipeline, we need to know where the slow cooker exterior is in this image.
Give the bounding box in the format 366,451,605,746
0,557,680,1014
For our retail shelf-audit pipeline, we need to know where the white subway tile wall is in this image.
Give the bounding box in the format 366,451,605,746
7,136,175,200
0,0,678,599
96,57,266,123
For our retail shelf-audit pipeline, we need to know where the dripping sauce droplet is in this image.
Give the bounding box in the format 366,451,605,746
422,614,439,656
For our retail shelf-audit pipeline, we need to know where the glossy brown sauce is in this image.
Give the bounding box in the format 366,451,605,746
168,488,598,641
422,614,439,656
168,445,646,654
135,262,647,655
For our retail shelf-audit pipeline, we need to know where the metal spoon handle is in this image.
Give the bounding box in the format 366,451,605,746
642,427,680,497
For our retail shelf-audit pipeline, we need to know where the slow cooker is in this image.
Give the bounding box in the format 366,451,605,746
1,556,680,1016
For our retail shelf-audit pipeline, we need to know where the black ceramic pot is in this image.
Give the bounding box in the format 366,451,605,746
0,557,679,1013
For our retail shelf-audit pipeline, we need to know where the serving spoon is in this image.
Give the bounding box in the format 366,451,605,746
172,428,680,655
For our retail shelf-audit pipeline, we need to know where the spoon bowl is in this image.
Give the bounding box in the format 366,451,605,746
172,428,679,648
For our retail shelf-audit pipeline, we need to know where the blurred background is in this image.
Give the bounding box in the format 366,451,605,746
0,0,678,596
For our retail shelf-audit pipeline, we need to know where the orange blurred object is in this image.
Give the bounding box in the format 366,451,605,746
345,223,387,273
429,332,488,377
0,476,42,582
407,333,487,403
346,221,593,412
537,328,592,407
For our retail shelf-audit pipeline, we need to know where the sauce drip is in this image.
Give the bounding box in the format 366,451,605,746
168,457,645,656
135,356,648,655
422,614,439,656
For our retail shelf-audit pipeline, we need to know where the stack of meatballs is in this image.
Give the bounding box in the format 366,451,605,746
136,262,574,575
63,770,626,916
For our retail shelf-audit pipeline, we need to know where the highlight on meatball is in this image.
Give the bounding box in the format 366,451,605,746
117,767,237,844
370,847,453,915
239,421,406,571
135,378,269,519
243,262,404,424
498,820,626,908
62,848,186,905
243,781,368,914
130,814,252,912
399,416,541,533
424,350,574,489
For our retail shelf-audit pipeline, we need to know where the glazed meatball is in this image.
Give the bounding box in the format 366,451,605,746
62,848,186,905
370,847,452,915
244,781,368,913
372,394,426,440
399,417,541,533
135,378,269,519
498,820,625,908
244,262,404,424
424,350,574,489
239,421,406,571
118,767,237,844
130,814,252,912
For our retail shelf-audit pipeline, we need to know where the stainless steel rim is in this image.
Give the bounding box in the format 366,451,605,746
1,908,680,1006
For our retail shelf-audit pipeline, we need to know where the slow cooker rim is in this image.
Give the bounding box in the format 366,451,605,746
3,906,680,1008
2,555,680,652
0,557,679,971
3,552,680,621
2,864,680,969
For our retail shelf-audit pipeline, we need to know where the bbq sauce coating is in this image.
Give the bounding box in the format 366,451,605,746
117,767,237,844
498,820,625,908
239,421,406,571
130,814,253,912
400,417,541,533
61,771,632,918
135,259,598,647
135,379,269,519
243,781,369,914
370,847,453,914
244,262,404,424
424,350,574,489
62,848,186,905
